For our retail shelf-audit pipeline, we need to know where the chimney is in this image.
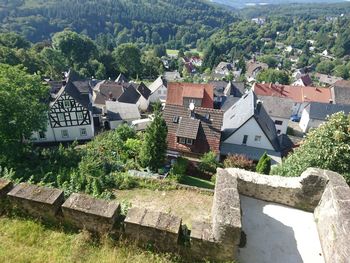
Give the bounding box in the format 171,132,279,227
256,100,263,113
108,91,113,101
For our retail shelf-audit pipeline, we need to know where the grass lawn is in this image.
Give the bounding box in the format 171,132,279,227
0,217,180,263
116,189,212,227
181,176,214,190
166,49,179,56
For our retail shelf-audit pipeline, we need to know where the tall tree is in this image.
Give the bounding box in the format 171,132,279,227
272,112,350,183
0,64,48,161
140,109,168,172
112,43,142,78
52,30,97,65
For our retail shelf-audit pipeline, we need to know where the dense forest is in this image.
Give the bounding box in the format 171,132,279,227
0,0,235,48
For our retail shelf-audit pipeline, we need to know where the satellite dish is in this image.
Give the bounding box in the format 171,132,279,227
189,102,195,111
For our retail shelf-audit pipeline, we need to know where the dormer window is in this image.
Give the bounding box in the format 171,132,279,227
178,137,194,145
63,100,71,108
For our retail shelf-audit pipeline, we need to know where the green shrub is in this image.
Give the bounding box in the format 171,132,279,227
256,153,271,175
224,154,255,171
198,151,220,175
114,173,139,190
169,157,188,183
210,174,216,184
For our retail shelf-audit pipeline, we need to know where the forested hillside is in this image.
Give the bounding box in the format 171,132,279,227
0,0,235,47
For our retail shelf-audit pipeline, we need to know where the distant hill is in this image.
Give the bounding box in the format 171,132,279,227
212,0,347,9
0,0,235,44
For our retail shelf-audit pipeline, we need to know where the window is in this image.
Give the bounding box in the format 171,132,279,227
63,100,71,108
39,131,46,140
61,130,69,138
230,114,236,120
158,90,162,94
172,116,179,123
80,128,87,137
275,120,283,125
254,135,261,142
205,114,210,120
77,112,84,120
179,137,186,144
277,129,281,134
58,113,64,122
242,135,248,144
186,138,193,145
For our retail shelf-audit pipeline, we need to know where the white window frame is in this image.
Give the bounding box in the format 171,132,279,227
63,100,71,108
80,128,87,137
77,112,84,120
58,113,64,122
179,137,186,144
61,130,69,138
186,138,193,145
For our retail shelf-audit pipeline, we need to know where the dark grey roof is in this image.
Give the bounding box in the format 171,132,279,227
332,86,350,105
137,82,152,99
176,117,200,139
94,80,124,105
105,101,140,121
221,96,241,112
64,81,91,108
230,82,245,97
222,90,280,151
220,143,281,164
258,95,294,119
115,73,128,84
307,102,350,120
72,80,91,94
118,84,141,104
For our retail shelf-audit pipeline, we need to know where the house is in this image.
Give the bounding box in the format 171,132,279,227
163,71,181,82
331,80,350,105
104,101,141,130
210,81,246,109
163,104,223,158
251,17,266,25
190,56,203,67
299,102,350,133
31,71,95,143
148,76,167,103
292,75,313,87
166,82,214,109
182,57,196,74
259,96,294,135
315,73,343,86
115,73,128,84
246,59,268,82
221,90,282,164
93,80,151,113
253,83,333,116
214,62,235,76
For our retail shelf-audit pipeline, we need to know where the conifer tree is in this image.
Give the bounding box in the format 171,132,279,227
256,152,271,175
140,109,168,172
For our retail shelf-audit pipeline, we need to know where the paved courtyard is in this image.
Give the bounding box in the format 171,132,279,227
238,195,324,263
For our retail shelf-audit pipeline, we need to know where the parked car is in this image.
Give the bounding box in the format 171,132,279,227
290,114,301,122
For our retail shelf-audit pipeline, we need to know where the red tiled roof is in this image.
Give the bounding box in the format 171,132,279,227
253,83,332,103
166,82,214,108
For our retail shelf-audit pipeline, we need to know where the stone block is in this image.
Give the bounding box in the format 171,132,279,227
61,193,120,233
314,170,350,263
7,183,64,220
211,169,241,261
124,207,182,253
0,179,13,198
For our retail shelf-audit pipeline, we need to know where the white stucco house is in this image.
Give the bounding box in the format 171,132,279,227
299,102,350,133
31,72,95,143
148,76,167,103
220,90,282,164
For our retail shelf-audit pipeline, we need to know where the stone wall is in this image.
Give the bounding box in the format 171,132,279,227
1,167,348,262
7,183,64,221
124,207,182,253
226,167,328,211
62,193,120,233
314,170,350,263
